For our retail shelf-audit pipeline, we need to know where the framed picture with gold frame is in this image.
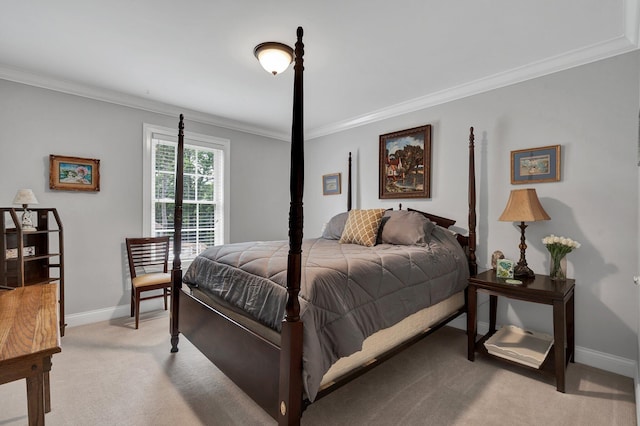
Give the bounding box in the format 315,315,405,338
49,155,100,192
511,145,561,184
322,173,341,195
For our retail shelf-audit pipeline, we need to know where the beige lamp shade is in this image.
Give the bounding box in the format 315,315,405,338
499,188,550,222
13,189,39,206
254,42,293,75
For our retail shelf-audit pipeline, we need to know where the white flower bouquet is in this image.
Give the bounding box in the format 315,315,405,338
542,234,580,279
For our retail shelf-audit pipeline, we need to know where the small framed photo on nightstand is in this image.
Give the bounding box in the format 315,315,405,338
496,259,515,279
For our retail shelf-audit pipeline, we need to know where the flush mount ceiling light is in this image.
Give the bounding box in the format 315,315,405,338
254,41,294,75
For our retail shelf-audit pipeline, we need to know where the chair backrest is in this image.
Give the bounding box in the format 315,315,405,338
125,236,170,279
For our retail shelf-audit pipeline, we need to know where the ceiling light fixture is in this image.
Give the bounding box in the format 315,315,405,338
254,42,294,75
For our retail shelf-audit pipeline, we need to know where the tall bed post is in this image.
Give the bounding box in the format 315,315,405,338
347,152,352,211
166,31,473,420
170,114,185,352
278,26,305,425
468,127,477,276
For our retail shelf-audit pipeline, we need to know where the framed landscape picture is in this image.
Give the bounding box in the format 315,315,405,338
49,155,100,192
379,125,431,199
511,145,561,184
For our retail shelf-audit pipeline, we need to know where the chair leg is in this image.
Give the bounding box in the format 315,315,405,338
163,288,168,310
130,286,135,317
135,288,140,330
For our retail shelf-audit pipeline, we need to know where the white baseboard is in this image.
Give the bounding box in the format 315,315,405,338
635,368,640,426
65,299,166,328
574,345,636,378
68,305,637,380
449,314,490,336
449,314,636,379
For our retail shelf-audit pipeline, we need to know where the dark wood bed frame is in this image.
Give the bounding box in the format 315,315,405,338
169,27,477,425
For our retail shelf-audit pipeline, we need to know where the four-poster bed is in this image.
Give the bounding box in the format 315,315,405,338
169,27,478,425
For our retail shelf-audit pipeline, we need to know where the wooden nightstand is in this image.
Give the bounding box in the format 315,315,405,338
467,269,575,392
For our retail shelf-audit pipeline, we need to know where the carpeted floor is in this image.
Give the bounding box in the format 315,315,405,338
0,311,635,425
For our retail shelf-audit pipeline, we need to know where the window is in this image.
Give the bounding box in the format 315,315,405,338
143,124,230,261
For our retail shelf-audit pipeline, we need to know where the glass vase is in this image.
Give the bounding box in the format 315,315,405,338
550,255,567,280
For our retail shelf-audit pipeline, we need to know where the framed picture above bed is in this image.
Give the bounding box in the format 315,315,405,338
510,145,561,184
49,155,100,192
379,125,431,199
322,173,341,195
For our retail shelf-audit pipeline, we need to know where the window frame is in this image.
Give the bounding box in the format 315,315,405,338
142,123,230,260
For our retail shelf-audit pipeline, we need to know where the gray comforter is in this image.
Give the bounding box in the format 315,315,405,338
182,226,469,401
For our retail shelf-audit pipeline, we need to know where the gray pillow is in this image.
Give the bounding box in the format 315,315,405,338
380,210,435,245
321,212,349,240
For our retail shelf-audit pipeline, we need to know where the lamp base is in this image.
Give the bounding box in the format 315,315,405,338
514,263,534,278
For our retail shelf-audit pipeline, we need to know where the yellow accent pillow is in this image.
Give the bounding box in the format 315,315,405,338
339,209,386,247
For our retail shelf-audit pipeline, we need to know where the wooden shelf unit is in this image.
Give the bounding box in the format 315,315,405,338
0,207,65,336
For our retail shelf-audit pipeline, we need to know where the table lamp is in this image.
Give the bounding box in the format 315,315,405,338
13,189,39,231
498,188,550,277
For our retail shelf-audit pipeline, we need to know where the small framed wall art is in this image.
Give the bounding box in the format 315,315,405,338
49,155,100,192
511,145,561,184
322,173,341,195
379,124,431,199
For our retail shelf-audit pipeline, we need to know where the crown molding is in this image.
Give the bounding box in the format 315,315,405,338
0,64,290,141
307,34,639,140
1,18,638,143
626,0,640,46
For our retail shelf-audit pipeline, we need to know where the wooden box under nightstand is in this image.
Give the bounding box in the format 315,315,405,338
466,269,575,392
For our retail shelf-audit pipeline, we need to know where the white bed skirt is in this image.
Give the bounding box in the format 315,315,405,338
319,290,465,389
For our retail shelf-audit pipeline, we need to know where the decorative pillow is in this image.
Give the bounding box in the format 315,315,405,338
380,210,435,246
321,212,349,240
339,209,386,247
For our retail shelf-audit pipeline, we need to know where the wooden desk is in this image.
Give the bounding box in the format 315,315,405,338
467,270,575,392
0,284,61,425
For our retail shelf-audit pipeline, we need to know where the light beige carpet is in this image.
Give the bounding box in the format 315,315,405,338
0,311,635,425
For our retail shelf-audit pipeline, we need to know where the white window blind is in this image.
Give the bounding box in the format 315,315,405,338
143,124,229,260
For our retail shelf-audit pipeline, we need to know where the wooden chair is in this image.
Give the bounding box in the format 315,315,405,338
125,236,171,329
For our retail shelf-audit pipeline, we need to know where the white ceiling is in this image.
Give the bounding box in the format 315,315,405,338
0,1,638,140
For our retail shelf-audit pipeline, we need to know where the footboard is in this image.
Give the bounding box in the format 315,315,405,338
179,288,281,419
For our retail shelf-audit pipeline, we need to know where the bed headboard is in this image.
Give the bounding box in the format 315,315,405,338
398,125,477,277
406,207,456,229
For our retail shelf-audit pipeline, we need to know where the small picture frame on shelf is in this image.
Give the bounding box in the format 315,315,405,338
496,259,515,279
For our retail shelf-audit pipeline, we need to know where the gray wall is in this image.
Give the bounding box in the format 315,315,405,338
1,50,638,371
305,51,640,365
0,80,290,315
